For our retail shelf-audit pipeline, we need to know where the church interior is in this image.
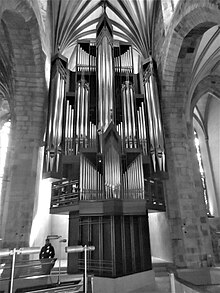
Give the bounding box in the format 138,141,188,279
0,0,220,292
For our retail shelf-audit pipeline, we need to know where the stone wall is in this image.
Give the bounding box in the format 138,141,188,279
153,0,220,267
0,3,47,249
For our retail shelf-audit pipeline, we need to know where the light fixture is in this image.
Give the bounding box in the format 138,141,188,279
47,234,62,240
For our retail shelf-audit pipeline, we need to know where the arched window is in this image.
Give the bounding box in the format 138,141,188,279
194,129,211,216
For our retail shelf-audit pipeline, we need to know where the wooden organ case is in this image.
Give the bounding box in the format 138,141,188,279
45,13,167,278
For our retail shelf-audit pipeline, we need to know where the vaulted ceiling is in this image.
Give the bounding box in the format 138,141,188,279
47,0,156,59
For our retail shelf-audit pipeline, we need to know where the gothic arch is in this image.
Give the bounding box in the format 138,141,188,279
157,0,220,267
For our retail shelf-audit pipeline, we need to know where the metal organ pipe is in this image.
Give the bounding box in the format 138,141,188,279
122,82,136,149
129,85,136,146
71,108,74,153
56,77,65,172
65,98,75,156
125,83,132,145
97,33,113,133
80,84,85,139
85,87,89,145
122,86,128,148
141,102,147,155
65,100,69,155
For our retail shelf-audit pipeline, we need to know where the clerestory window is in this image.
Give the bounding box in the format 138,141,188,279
194,129,211,216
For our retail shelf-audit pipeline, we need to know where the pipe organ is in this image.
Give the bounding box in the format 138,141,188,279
47,12,167,280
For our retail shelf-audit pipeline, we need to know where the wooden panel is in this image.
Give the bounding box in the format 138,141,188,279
140,214,152,271
115,216,123,276
124,216,132,274
103,217,113,276
91,218,100,261
133,216,141,272
67,211,80,273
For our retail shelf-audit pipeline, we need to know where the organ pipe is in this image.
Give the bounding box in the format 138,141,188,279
97,24,114,133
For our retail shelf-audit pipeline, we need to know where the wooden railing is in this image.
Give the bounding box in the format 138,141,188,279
0,257,56,280
50,178,165,211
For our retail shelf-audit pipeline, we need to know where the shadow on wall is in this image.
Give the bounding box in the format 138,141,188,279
149,211,173,262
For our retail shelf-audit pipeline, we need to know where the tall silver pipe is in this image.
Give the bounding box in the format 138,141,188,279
99,173,102,199
80,155,83,200
130,85,136,146
84,86,89,143
77,45,80,70
68,105,71,154
139,105,145,153
65,100,69,155
70,108,74,154
141,102,147,155
138,108,143,144
75,82,80,139
56,77,65,172
122,86,128,147
137,109,141,142
80,85,85,139
97,32,113,132
145,81,154,145
125,82,132,146
97,171,100,199
89,121,92,144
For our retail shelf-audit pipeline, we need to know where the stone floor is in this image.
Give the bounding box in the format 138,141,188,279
129,276,171,293
52,257,172,293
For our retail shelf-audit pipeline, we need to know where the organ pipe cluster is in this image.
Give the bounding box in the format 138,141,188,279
75,80,89,154
114,47,133,73
77,44,96,72
80,155,103,200
122,81,137,149
137,102,148,155
45,56,67,173
143,57,166,172
122,154,144,199
65,99,74,155
104,145,121,199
